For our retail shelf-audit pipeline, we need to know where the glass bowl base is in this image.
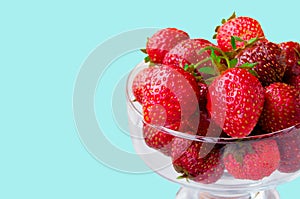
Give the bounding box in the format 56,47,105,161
176,187,280,199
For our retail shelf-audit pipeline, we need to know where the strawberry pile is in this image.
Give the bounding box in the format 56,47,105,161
131,13,300,183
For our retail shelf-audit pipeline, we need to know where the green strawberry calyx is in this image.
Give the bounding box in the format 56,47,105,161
197,46,258,80
224,142,255,165
213,12,237,39
176,170,191,182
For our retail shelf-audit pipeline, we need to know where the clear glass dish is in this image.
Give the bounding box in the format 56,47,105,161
126,61,300,199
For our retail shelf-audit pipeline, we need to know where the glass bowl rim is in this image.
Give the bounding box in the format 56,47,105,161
126,61,300,143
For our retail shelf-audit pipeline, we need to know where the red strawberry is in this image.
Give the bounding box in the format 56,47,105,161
163,38,213,67
287,75,300,90
197,81,208,110
132,67,154,103
185,110,225,138
207,68,265,138
279,41,300,79
215,15,264,52
163,39,218,80
143,121,179,156
143,103,194,156
171,137,224,184
223,139,280,180
146,28,189,63
276,129,300,173
193,148,224,184
259,82,300,133
142,64,201,120
141,64,201,154
235,41,286,86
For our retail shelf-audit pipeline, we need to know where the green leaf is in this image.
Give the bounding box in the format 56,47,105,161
233,36,244,42
248,37,258,45
221,18,226,24
249,69,258,77
239,62,257,68
210,49,217,60
176,173,189,182
140,49,147,54
214,25,220,33
229,58,238,68
144,56,150,63
228,12,236,21
204,76,217,85
210,49,222,65
199,66,216,75
231,36,237,50
216,56,221,63
184,64,189,71
213,34,217,39
298,61,300,65
177,175,185,180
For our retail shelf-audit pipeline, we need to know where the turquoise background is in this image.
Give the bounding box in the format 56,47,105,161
1,0,300,198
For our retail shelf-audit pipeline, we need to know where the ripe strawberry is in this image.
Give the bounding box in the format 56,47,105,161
207,68,265,138
236,41,286,86
143,121,179,156
132,67,154,103
197,81,208,110
171,137,224,184
141,64,201,154
163,39,223,81
142,64,201,121
223,139,280,180
163,38,213,67
193,148,224,184
287,75,300,90
279,41,300,79
185,110,225,138
146,28,189,63
143,102,196,156
259,82,300,133
276,129,300,173
215,14,264,52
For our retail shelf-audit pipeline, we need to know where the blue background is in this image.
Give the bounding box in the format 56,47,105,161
1,0,299,198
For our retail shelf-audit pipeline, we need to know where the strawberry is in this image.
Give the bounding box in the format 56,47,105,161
163,38,213,67
259,82,300,133
215,14,265,52
171,137,224,184
142,64,201,120
207,68,265,138
235,40,286,86
287,75,300,90
163,39,223,80
143,101,195,156
143,121,179,156
193,148,224,184
185,110,226,138
276,129,300,173
141,64,201,154
146,28,189,64
132,67,154,103
223,139,280,180
279,41,300,79
197,82,208,110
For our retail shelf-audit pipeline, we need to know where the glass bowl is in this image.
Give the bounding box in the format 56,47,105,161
126,61,300,199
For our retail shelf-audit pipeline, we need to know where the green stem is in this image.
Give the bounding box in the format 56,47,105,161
200,46,231,68
193,57,211,69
